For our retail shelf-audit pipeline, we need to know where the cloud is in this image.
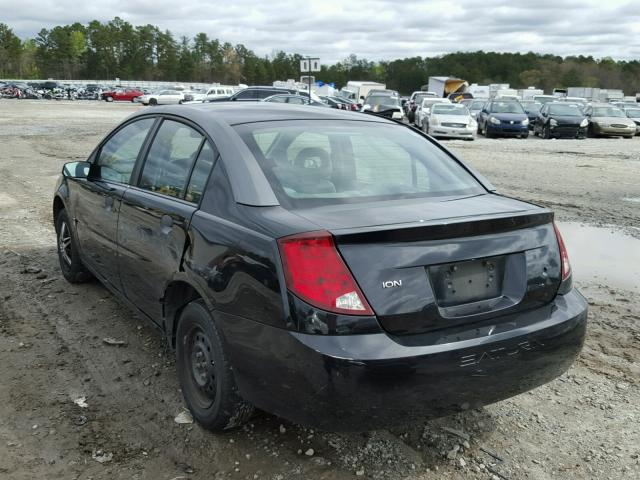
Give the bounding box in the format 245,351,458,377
2,0,639,63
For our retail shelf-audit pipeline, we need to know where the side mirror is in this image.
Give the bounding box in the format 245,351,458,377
62,161,91,179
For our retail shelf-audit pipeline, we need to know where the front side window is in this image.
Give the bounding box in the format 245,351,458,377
139,120,204,198
96,118,155,184
234,89,255,100
235,121,484,208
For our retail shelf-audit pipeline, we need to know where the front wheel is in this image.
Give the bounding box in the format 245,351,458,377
485,125,493,138
176,299,254,431
55,209,92,283
105,96,113,102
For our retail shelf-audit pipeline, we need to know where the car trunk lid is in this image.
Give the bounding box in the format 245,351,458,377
292,195,562,335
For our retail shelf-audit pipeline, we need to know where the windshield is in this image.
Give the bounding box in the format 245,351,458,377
593,107,625,118
548,104,583,116
470,101,485,110
432,104,469,116
490,101,525,114
235,121,484,207
626,109,640,118
366,95,400,107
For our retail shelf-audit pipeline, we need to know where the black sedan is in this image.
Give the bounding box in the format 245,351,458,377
534,103,588,139
53,104,587,431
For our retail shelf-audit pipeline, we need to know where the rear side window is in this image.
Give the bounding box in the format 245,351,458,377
96,118,155,184
185,141,216,204
139,120,204,199
235,121,484,207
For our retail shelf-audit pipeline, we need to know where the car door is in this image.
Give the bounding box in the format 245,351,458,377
117,118,217,322
71,117,157,290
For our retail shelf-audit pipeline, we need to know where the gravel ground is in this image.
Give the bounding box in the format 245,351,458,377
0,100,638,480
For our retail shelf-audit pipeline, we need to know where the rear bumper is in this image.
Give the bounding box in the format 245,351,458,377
217,289,587,431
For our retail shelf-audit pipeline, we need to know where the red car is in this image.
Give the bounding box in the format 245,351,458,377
101,88,143,102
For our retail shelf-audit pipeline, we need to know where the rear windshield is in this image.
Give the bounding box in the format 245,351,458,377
234,121,484,207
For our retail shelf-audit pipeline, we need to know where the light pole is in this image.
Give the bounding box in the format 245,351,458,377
300,56,320,104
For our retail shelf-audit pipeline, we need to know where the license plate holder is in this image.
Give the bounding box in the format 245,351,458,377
428,256,505,308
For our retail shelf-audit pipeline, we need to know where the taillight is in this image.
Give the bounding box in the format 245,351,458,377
278,231,374,316
553,222,571,281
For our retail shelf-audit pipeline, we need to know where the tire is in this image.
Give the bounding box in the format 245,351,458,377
422,121,428,134
131,97,138,103
542,124,551,139
485,125,493,138
149,98,157,106
176,299,254,431
624,135,634,139
105,96,113,102
55,209,92,283
586,124,596,138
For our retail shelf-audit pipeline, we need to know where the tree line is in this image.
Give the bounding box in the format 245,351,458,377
1,18,640,94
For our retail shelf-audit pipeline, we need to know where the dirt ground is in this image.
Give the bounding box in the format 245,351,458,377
0,100,638,480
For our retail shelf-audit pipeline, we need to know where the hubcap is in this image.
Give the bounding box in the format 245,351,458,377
188,329,216,401
59,221,72,266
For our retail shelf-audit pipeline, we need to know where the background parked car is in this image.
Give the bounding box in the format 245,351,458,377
584,103,636,138
101,88,143,102
533,102,588,139
463,99,487,120
623,107,640,135
477,100,529,138
205,86,236,100
263,94,327,107
206,86,297,102
406,91,438,123
414,98,451,128
141,90,191,105
361,92,403,119
421,103,477,140
533,95,557,105
520,100,542,130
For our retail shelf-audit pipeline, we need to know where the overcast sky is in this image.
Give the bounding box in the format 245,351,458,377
3,0,640,63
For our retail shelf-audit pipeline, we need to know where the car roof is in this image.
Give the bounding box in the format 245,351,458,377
129,102,394,126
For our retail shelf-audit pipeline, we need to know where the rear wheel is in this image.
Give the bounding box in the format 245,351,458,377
55,209,92,283
176,299,254,431
105,96,113,102
149,98,157,106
